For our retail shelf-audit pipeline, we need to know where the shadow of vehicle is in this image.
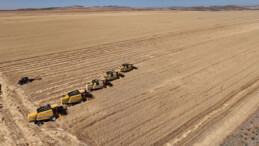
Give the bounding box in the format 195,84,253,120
106,82,113,87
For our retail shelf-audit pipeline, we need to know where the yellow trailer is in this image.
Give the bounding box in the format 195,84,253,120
86,79,111,91
103,70,124,81
28,104,66,126
61,90,88,106
117,63,138,72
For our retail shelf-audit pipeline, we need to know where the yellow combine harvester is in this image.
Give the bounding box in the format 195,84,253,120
61,90,89,106
86,79,111,91
28,104,66,126
103,70,124,81
117,63,138,72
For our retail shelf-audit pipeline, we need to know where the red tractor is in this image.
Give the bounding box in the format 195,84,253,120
18,76,41,85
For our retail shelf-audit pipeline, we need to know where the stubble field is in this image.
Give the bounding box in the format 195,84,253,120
0,10,259,145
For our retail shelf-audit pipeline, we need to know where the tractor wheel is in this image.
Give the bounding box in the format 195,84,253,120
37,121,43,126
68,103,73,107
50,116,56,121
80,100,84,104
59,107,67,115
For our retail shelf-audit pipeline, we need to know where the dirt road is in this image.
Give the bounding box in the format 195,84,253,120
0,10,258,145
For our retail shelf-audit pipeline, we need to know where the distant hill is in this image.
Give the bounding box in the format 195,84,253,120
183,5,247,11
170,5,259,11
63,5,85,9
12,5,259,11
101,5,130,8
17,5,132,11
18,7,61,11
245,5,259,10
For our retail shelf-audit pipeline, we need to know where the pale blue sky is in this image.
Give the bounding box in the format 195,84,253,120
0,0,259,10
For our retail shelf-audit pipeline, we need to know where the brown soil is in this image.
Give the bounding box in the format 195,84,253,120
0,10,259,145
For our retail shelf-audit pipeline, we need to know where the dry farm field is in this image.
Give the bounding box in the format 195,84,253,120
0,10,259,145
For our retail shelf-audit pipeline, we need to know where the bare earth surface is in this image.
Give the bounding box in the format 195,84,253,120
0,10,259,146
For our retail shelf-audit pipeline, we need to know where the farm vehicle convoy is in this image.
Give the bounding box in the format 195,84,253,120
27,63,137,126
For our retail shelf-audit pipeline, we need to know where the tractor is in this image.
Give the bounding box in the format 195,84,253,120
18,76,41,85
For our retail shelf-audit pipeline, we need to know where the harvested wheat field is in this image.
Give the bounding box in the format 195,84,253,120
0,10,259,145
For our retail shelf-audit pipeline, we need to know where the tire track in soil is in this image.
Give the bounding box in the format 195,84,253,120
0,18,258,145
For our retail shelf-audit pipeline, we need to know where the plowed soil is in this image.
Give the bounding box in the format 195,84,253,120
0,10,259,146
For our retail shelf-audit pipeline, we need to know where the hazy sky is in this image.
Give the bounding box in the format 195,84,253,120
0,0,259,10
